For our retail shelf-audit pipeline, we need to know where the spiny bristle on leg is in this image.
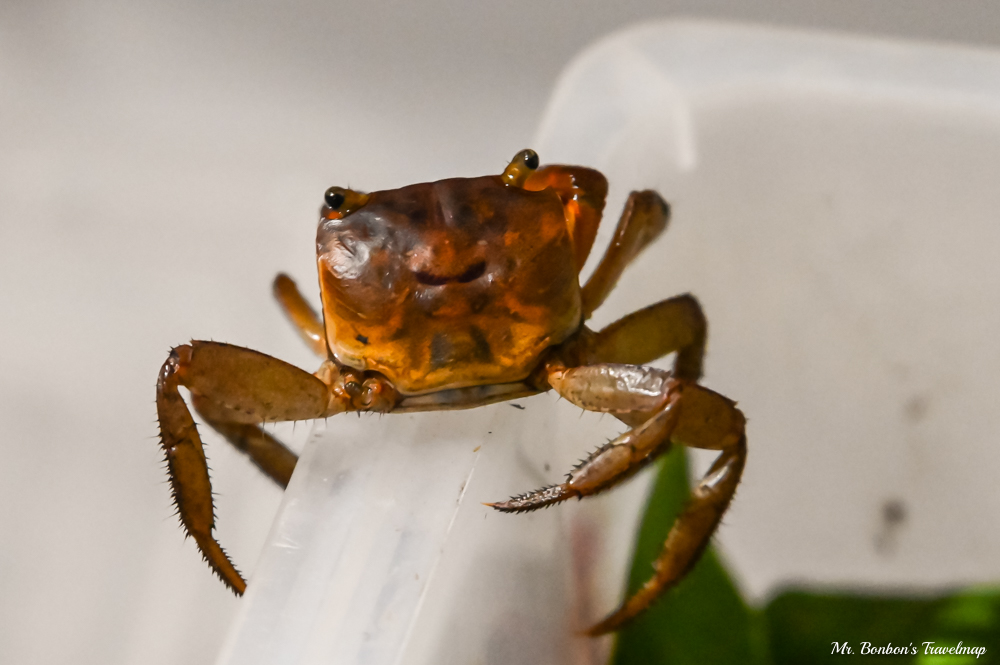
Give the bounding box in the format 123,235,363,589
192,532,247,595
569,440,616,473
485,484,577,513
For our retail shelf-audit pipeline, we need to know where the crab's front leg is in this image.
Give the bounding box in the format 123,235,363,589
490,363,746,635
156,341,359,593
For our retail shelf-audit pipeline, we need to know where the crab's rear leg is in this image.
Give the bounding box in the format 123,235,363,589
591,294,707,383
490,364,746,634
580,190,671,319
593,433,746,635
156,341,343,593
273,273,327,357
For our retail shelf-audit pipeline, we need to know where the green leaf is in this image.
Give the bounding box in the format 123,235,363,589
767,592,940,662
765,587,1000,663
611,446,765,665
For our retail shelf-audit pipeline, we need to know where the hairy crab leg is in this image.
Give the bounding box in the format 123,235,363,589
490,364,746,635
590,294,707,382
156,341,345,593
579,190,671,319
273,273,327,357
590,434,746,635
486,390,682,512
191,395,298,488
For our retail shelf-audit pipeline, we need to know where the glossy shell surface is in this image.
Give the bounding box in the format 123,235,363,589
317,175,582,394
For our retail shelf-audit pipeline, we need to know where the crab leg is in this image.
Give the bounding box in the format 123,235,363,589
486,388,682,512
580,190,671,318
490,364,746,634
191,395,298,488
273,273,327,357
590,433,746,635
156,341,343,593
590,294,707,382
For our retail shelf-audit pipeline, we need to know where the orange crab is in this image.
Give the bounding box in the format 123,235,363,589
156,149,746,635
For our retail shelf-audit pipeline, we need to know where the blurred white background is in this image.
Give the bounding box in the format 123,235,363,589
4,2,1000,664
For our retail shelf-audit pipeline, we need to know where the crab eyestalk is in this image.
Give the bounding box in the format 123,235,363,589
501,148,539,187
322,186,370,219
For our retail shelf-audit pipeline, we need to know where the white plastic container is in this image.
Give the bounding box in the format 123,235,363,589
217,20,1000,664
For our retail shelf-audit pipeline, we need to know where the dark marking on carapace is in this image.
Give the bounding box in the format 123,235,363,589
415,261,487,286
468,325,492,362
467,290,491,315
430,333,450,370
402,204,429,226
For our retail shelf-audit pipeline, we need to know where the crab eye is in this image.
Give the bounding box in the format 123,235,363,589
501,149,539,187
322,186,370,219
325,188,346,209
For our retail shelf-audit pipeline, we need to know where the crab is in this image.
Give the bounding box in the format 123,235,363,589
156,149,746,635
